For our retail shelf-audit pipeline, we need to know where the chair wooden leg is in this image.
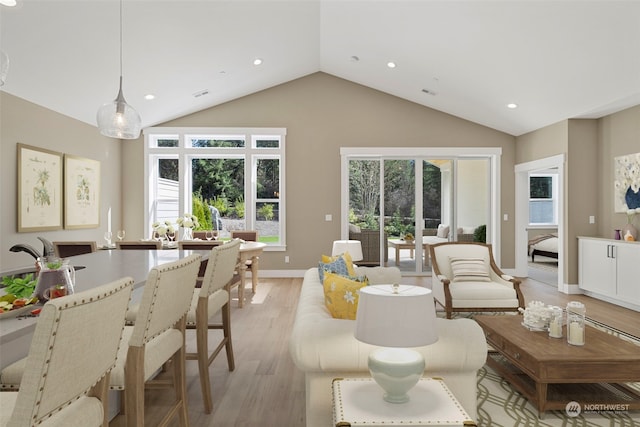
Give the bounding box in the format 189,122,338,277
195,306,213,414
124,346,146,427
251,256,259,293
238,265,247,308
174,319,190,427
222,301,235,371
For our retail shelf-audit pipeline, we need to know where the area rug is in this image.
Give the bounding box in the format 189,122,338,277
471,315,640,426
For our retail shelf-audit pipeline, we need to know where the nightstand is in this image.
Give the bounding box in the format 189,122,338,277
332,377,476,426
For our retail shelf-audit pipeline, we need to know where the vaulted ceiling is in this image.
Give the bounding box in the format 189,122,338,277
1,1,639,136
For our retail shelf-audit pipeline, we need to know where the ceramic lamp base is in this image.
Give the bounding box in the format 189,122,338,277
368,347,425,404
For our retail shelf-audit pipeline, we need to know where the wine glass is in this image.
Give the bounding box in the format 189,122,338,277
205,230,214,241
117,230,126,241
104,231,113,247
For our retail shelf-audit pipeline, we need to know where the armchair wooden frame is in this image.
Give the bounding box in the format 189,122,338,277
430,242,525,319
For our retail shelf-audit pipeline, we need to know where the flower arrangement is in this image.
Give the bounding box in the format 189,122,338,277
176,213,199,229
152,220,175,237
403,233,414,242
518,300,553,330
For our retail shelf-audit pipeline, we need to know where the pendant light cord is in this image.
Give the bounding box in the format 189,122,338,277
119,0,123,78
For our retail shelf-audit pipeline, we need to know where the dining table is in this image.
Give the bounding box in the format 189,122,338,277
236,241,267,307
0,248,211,370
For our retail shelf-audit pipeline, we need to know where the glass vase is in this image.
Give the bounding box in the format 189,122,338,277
182,228,193,241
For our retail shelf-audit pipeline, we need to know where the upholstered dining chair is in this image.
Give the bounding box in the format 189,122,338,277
0,277,133,427
230,230,258,242
429,242,525,319
116,240,162,250
185,239,241,413
179,240,225,286
109,254,201,427
53,240,97,258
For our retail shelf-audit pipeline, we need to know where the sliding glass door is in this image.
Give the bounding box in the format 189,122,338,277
343,148,497,275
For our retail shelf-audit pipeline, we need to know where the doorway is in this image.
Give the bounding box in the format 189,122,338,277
515,154,565,291
341,147,501,275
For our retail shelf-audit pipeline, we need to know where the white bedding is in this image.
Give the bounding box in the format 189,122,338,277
532,236,558,253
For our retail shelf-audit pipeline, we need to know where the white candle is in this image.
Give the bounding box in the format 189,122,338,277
549,321,562,338
568,321,584,345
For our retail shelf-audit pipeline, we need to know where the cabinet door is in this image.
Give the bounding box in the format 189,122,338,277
615,244,640,305
579,239,616,296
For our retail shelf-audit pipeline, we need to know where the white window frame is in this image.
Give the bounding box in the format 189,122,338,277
144,127,286,251
528,172,558,227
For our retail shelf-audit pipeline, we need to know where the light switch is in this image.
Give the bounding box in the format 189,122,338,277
503,214,508,221
325,214,332,221
589,215,595,224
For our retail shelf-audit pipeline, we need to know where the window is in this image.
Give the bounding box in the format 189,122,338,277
144,127,286,250
529,173,558,226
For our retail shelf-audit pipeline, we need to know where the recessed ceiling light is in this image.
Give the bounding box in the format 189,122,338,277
507,103,518,109
253,58,263,66
387,61,397,69
144,94,155,100
0,0,17,7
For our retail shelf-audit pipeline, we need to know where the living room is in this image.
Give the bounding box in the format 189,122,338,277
1,1,640,425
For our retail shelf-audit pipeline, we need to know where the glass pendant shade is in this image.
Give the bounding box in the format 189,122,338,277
97,76,141,139
0,50,9,87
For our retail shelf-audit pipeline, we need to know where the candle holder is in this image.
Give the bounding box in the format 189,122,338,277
566,301,585,346
548,306,563,338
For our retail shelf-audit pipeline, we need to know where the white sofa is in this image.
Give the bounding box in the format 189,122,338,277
289,266,488,427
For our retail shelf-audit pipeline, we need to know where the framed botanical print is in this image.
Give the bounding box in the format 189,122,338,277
17,143,64,232
64,155,101,229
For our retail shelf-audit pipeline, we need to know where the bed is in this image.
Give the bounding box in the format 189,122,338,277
528,234,558,262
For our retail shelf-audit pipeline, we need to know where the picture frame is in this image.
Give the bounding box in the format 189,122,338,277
17,143,64,232
64,154,101,229
614,152,640,213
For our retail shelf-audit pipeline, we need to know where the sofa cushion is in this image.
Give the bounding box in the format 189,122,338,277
437,224,450,238
348,223,361,233
322,271,369,320
449,257,491,282
318,253,356,282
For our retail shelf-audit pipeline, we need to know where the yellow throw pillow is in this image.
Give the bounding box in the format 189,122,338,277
323,271,369,320
321,252,356,276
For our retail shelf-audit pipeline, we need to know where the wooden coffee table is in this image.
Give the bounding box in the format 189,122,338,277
474,315,640,417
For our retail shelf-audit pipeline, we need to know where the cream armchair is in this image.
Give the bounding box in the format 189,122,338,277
429,242,525,319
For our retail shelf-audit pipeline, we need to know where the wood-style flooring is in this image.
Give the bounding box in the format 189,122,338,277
109,275,640,426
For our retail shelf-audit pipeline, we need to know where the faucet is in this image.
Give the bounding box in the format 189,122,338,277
9,237,55,261
9,244,41,260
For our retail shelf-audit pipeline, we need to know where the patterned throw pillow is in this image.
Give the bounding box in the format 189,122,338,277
318,252,356,282
322,272,369,320
449,257,491,282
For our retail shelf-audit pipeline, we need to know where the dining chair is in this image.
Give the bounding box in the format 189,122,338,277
229,231,259,302
178,240,225,286
53,240,98,258
0,277,133,427
109,253,201,427
116,240,162,250
185,239,241,413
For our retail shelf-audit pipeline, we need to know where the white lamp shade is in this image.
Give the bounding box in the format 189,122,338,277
355,285,438,348
331,240,363,262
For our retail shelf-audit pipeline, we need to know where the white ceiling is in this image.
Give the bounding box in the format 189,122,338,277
1,0,639,136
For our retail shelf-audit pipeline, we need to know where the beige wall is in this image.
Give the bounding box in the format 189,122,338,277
1,92,122,271
515,107,639,285
124,72,517,271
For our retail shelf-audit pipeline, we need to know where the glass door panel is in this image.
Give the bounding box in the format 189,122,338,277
384,159,416,271
456,158,489,243
348,160,382,265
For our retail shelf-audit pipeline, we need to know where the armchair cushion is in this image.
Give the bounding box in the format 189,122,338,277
437,224,450,238
449,257,491,282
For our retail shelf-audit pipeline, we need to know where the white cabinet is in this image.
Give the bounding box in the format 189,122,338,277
579,237,640,310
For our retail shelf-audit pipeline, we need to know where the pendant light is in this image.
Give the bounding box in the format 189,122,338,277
96,0,141,139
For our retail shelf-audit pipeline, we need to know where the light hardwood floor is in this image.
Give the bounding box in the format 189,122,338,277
109,274,640,426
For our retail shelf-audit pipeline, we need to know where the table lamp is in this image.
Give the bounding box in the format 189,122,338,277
331,240,363,262
355,284,438,403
